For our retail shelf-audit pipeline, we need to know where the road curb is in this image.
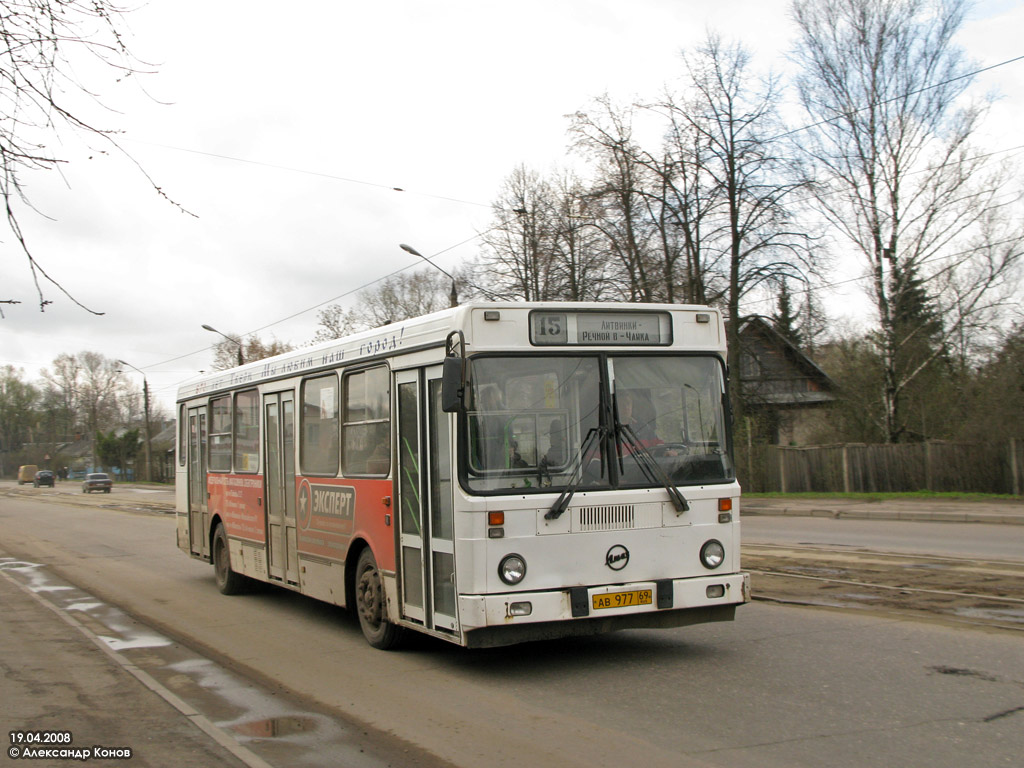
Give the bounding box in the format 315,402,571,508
741,507,1024,525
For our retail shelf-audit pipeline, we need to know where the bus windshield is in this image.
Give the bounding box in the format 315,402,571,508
464,354,733,494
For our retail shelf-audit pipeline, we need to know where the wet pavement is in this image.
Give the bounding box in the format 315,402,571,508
0,555,446,768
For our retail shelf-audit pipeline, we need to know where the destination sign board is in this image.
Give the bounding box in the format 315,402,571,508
529,311,672,346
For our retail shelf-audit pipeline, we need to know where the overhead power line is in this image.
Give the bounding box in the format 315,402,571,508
146,232,485,377
126,138,492,209
772,53,1024,141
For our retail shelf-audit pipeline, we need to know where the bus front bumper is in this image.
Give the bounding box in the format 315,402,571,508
459,572,750,633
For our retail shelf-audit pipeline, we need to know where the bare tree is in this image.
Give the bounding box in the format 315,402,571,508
210,336,294,371
569,38,816,366
40,353,82,439
547,170,612,301
671,33,816,416
1,0,182,314
792,0,1024,441
353,269,454,327
477,166,611,302
313,305,361,343
477,165,565,301
570,98,661,301
313,268,458,343
76,352,124,438
39,352,122,442
654,100,726,305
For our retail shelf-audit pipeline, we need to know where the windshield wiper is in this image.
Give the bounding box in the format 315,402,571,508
616,423,690,514
545,426,605,520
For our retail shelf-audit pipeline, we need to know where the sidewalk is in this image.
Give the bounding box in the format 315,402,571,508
0,568,254,768
740,496,1024,525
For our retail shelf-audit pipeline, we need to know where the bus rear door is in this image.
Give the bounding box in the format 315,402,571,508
264,391,298,584
188,406,209,559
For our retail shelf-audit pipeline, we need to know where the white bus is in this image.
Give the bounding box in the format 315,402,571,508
176,302,749,648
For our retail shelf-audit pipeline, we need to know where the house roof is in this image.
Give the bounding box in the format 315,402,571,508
739,316,836,407
740,316,834,383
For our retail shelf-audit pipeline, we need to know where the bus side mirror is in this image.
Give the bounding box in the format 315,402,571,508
441,356,466,413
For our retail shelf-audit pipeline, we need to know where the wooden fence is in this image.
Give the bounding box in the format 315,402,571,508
736,438,1024,495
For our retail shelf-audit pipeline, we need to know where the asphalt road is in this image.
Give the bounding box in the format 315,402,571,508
743,515,1024,560
2,486,1023,768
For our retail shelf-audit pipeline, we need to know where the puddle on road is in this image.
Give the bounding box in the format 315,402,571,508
834,592,885,602
954,606,1024,625
231,716,319,739
0,556,438,768
785,565,849,577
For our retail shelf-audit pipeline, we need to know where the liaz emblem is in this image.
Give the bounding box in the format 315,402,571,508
605,545,629,571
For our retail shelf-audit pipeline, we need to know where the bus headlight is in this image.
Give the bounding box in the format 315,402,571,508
700,540,725,570
498,554,527,585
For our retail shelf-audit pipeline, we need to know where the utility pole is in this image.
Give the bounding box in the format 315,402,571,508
117,360,152,482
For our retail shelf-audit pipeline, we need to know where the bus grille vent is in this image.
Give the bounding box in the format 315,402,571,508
577,504,635,531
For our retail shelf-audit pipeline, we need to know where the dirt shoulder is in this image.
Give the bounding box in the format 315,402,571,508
744,544,1024,633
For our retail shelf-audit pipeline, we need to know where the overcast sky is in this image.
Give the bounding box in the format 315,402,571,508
2,0,1021,414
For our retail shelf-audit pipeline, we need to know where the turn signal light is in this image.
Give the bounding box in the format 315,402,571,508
488,511,505,526
718,498,733,512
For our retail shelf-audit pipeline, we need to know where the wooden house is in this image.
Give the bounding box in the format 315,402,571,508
738,316,836,445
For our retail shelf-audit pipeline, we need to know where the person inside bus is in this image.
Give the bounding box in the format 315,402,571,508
616,390,660,446
616,390,685,475
541,418,566,469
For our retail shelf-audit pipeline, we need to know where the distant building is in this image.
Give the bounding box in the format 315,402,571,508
739,316,836,445
151,421,177,482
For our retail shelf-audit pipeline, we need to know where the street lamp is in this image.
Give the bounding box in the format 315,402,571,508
202,324,244,366
399,243,458,308
117,359,152,483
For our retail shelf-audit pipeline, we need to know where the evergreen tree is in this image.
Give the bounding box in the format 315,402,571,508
772,280,804,348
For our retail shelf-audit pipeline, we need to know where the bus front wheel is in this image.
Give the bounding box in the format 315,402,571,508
355,548,403,650
213,523,246,595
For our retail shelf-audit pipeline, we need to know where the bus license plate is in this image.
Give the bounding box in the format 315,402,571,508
593,589,653,610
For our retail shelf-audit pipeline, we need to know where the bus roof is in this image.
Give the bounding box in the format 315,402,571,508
177,301,724,402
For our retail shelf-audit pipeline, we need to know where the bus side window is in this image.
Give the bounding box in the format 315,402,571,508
234,389,260,472
343,365,390,476
301,374,340,476
209,396,232,472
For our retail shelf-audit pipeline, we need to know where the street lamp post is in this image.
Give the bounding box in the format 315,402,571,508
399,243,458,308
202,324,245,366
117,359,152,483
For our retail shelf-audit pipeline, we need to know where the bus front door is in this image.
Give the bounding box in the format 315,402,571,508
188,407,209,559
396,367,458,635
264,391,298,584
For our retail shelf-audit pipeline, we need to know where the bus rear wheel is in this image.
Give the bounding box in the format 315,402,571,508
355,548,403,650
213,523,246,595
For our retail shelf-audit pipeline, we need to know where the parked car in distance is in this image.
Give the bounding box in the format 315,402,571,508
17,465,38,485
82,473,113,493
33,470,55,488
